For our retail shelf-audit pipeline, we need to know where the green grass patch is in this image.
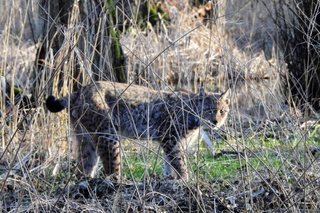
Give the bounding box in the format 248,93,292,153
122,150,164,179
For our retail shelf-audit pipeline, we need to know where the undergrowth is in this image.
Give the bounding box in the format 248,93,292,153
0,0,320,212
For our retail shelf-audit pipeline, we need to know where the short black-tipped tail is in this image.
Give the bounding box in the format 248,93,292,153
46,95,65,113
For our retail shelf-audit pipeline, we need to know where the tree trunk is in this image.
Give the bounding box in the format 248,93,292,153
279,0,320,112
37,0,127,96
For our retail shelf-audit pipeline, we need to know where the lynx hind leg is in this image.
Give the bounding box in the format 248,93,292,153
162,141,188,180
76,133,98,178
163,154,173,176
96,131,121,179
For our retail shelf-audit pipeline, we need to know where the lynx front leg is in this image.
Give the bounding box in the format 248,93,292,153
96,131,121,179
161,140,188,180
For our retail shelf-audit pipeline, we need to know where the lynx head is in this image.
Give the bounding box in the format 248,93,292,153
198,88,231,129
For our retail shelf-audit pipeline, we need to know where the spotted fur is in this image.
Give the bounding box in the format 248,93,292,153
46,81,230,180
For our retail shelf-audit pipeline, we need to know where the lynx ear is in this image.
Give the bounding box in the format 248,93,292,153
220,89,231,105
199,87,205,98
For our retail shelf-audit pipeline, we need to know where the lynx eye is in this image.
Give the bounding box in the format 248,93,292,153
220,109,224,114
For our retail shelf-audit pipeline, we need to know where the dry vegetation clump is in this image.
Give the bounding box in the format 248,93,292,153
121,0,286,119
3,164,320,212
0,0,320,212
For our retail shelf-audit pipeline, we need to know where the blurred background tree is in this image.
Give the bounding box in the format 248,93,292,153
37,0,127,95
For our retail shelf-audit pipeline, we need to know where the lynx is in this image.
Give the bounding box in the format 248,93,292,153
46,81,230,180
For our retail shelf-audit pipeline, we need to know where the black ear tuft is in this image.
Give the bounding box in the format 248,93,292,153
46,95,65,113
199,88,205,98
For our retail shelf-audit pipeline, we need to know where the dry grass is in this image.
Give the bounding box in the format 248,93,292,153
0,0,320,212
